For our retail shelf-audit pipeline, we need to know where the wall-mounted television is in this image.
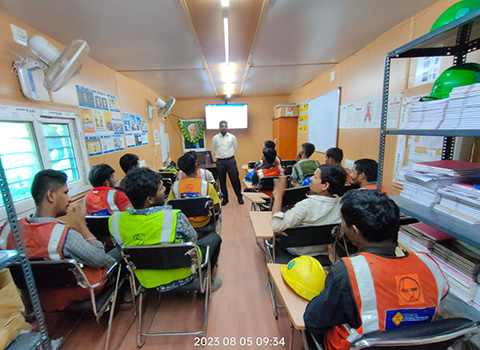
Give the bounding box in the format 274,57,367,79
205,104,248,130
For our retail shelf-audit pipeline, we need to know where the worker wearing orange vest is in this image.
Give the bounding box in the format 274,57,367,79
84,163,131,215
0,170,117,311
351,158,395,195
250,148,285,196
304,190,448,350
168,153,221,228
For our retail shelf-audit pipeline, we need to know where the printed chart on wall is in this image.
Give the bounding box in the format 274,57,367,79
298,101,308,133
76,85,125,156
123,112,149,148
338,94,401,129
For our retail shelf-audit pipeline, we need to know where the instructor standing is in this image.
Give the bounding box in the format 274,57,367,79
211,120,243,205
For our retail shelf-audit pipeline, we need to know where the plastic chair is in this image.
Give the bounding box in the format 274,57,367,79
168,196,220,236
265,224,339,318
310,317,480,350
121,243,211,347
86,216,114,251
9,259,125,350
162,178,173,197
281,160,297,167
270,186,310,212
158,171,177,183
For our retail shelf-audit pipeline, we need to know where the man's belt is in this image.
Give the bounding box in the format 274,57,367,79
216,156,234,160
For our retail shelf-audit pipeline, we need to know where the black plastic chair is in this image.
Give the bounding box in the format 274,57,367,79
162,178,173,197
310,317,480,350
168,196,219,236
121,243,211,347
158,171,177,183
248,161,256,169
285,165,293,176
9,259,125,350
270,186,310,211
86,216,114,251
265,224,339,318
281,160,297,167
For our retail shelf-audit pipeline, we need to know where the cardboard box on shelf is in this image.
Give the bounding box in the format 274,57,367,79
273,106,299,119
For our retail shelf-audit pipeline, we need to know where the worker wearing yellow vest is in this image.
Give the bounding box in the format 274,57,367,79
168,153,220,228
304,190,448,350
0,169,117,311
109,167,222,291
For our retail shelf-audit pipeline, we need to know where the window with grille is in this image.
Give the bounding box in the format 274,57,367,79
0,106,90,220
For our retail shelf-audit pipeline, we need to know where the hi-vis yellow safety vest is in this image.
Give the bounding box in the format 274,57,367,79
109,210,199,288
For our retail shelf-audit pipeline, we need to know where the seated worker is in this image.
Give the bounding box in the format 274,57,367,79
324,147,351,185
254,140,282,170
116,153,140,189
248,148,285,196
0,170,118,311
109,168,222,291
304,190,448,350
177,151,215,183
351,158,394,195
168,152,220,229
84,164,132,215
291,142,320,184
271,165,346,261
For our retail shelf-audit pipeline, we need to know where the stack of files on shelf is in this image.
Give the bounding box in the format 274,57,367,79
411,160,480,177
473,287,480,312
398,225,433,253
400,182,439,207
400,167,461,190
432,240,480,283
404,99,447,129
432,256,477,303
434,182,480,225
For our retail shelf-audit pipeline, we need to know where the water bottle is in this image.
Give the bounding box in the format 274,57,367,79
205,152,211,166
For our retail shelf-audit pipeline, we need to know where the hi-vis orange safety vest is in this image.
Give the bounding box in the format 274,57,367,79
256,166,285,196
0,218,108,311
177,169,208,181
324,252,448,350
172,178,210,222
84,187,127,216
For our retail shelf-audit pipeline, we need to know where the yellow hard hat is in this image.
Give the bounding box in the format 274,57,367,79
281,255,326,301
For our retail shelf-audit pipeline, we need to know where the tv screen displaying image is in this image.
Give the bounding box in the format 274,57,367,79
205,104,248,129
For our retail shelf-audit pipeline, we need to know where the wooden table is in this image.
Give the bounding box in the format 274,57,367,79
243,179,255,190
249,211,273,239
243,192,269,211
267,263,309,349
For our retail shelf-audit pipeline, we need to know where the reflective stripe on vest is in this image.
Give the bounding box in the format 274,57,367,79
107,190,120,212
0,222,11,249
178,169,207,181
160,210,174,243
257,167,281,179
109,212,124,246
348,255,379,336
47,224,66,260
415,253,448,304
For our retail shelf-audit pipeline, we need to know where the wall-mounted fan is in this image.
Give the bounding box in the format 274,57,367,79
14,35,89,100
148,97,176,120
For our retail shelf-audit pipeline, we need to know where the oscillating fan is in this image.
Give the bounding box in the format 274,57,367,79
14,35,89,99
148,97,176,120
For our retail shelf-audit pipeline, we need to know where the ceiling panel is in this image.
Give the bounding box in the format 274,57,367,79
0,0,205,70
252,0,438,66
243,65,334,96
122,69,216,99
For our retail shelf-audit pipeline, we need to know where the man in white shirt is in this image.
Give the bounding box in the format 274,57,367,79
271,164,347,261
211,120,243,206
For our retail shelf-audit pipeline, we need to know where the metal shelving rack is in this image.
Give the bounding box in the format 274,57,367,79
0,158,51,350
377,9,480,247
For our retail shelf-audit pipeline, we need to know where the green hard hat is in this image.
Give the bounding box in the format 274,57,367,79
431,0,480,31
430,63,480,99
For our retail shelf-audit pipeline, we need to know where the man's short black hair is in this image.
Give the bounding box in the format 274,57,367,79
177,152,197,176
319,164,346,196
88,164,115,187
340,190,399,243
31,170,67,206
219,120,228,127
186,150,198,160
264,140,276,149
325,147,344,163
302,142,315,158
119,153,139,174
354,158,378,182
124,168,162,209
263,148,277,165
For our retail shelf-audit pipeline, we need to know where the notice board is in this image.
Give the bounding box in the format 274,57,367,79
308,88,340,153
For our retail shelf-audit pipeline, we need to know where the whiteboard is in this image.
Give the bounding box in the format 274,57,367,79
308,88,340,153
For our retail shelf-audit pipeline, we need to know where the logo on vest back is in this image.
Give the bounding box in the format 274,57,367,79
396,274,424,305
133,234,146,245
